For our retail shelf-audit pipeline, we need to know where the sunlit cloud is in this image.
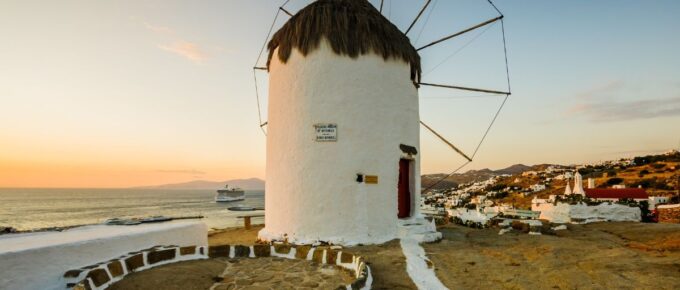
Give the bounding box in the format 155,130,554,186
144,22,174,35
566,80,680,122
143,21,209,64
158,41,209,63
568,96,680,122
574,80,623,100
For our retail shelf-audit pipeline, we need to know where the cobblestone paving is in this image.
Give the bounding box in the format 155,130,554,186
211,257,354,290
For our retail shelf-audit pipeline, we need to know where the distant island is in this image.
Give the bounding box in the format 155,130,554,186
133,178,265,190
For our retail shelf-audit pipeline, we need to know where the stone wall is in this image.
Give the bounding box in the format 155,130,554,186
532,201,641,224
207,244,371,289
69,243,371,290
67,245,207,290
658,204,680,223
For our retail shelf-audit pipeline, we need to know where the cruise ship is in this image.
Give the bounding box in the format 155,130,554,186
214,185,245,202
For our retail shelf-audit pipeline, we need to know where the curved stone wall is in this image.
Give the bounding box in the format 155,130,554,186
66,245,207,289
69,243,372,290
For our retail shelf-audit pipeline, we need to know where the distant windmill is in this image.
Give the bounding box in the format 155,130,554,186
251,0,511,245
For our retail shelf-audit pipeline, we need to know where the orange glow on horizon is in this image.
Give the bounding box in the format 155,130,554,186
0,158,264,188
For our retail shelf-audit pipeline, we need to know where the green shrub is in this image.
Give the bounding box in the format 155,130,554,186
606,178,624,185
651,163,665,169
632,178,654,188
486,184,507,191
639,169,650,177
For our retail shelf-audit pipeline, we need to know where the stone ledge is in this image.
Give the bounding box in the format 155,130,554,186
68,243,371,290
66,245,207,290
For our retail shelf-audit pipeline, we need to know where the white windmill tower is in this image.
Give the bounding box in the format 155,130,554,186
564,180,573,195
252,0,511,245
572,171,586,196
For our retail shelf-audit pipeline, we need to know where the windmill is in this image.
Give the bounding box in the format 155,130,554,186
251,0,511,245
253,0,512,193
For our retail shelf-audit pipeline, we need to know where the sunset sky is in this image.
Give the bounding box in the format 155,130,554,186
1,0,679,188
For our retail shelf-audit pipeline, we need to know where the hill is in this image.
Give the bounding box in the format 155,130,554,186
490,151,680,209
421,164,534,190
134,178,265,190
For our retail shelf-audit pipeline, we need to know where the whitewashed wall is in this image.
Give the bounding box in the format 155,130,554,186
0,221,207,290
532,201,641,223
260,40,420,245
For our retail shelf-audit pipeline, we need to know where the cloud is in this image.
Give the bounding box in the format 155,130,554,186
156,169,206,175
158,41,209,63
568,96,680,122
574,80,624,100
566,80,680,122
144,22,174,35
143,21,210,64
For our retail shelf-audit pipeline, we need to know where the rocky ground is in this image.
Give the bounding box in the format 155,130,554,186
210,257,353,290
109,249,352,290
108,259,225,290
109,256,352,290
346,240,416,290
425,222,680,290
109,222,680,289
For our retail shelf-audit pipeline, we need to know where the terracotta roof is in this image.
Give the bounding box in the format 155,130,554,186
584,188,648,199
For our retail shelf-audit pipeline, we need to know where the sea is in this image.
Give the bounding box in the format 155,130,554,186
0,188,264,231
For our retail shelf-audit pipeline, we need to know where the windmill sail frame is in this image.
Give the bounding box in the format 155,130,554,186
251,0,512,192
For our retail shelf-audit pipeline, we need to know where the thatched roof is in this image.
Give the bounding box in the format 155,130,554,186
267,0,421,83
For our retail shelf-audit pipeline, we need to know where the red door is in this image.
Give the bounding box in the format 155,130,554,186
398,159,411,218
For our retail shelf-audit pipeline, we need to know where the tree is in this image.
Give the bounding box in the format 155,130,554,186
486,184,507,192
634,156,650,165
651,163,666,169
638,200,651,222
606,177,624,186
639,169,650,177
632,178,654,189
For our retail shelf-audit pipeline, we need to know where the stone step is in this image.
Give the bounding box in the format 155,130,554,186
397,217,442,242
409,232,443,243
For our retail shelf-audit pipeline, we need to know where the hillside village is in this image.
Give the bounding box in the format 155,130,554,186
422,150,680,227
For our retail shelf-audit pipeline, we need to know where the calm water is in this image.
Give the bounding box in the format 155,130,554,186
0,188,264,231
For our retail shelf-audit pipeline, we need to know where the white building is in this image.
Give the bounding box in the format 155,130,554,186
564,182,572,195
531,184,547,192
572,172,586,195
649,196,670,209
258,0,438,245
522,171,538,177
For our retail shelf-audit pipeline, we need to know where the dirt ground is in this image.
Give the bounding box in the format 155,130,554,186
108,259,225,290
111,222,680,289
208,225,265,245
208,225,416,289
346,240,417,290
425,222,680,290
